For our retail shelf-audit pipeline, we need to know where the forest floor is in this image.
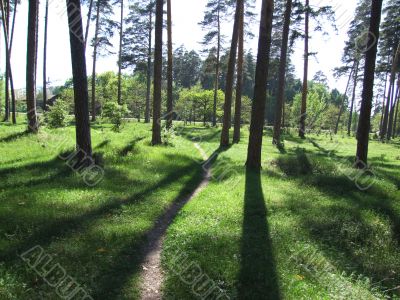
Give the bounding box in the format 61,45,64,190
0,120,399,299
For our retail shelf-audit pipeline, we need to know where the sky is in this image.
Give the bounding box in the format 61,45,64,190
7,0,357,92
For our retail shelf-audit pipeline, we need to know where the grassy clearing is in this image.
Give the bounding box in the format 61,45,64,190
163,127,400,299
0,121,204,299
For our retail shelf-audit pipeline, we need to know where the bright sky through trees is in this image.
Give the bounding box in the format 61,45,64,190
7,0,355,90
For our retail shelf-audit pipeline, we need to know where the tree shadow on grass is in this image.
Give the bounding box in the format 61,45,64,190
118,137,145,156
0,130,30,143
239,168,281,299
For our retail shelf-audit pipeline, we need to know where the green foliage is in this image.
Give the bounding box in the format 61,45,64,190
102,102,130,132
44,100,69,128
162,126,176,146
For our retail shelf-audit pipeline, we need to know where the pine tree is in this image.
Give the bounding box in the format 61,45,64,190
151,0,163,145
200,0,229,126
355,0,383,168
26,0,39,132
43,0,49,110
246,0,274,169
67,0,92,158
166,0,173,129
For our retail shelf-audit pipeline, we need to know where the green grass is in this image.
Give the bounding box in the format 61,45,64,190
1,120,400,299
162,127,400,299
0,121,204,299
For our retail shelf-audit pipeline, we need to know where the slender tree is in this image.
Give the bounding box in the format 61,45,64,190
355,0,383,168
91,1,101,121
117,0,124,105
220,0,242,147
145,4,152,123
334,64,354,134
272,0,292,144
200,0,228,126
151,0,163,145
26,0,39,132
347,60,360,135
67,0,92,158
393,77,400,137
246,0,274,169
84,0,94,48
232,0,245,143
166,0,173,129
43,0,49,110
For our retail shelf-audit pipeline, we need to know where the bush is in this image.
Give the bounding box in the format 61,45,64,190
102,102,130,132
162,126,176,146
44,100,68,128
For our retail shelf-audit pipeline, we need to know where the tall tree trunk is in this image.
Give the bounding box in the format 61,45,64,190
233,0,244,144
393,79,400,138
272,0,292,144
246,0,274,170
84,0,93,49
67,0,92,158
334,65,354,134
8,0,16,124
145,5,152,123
2,0,9,121
348,60,359,136
355,0,382,168
166,0,173,129
220,0,242,147
299,0,309,139
26,0,39,132
91,1,100,122
388,77,399,139
379,68,389,132
117,0,123,105
212,4,221,127
151,0,163,145
43,0,49,111
381,42,400,140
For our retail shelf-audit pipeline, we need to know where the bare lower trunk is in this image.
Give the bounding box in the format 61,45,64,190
43,0,49,110
379,69,389,132
145,7,152,123
381,42,400,140
117,0,124,105
299,0,309,139
334,64,354,134
233,0,244,144
220,0,242,147
348,60,359,136
26,0,39,132
356,0,382,168
151,0,163,145
67,0,92,158
272,0,292,144
246,0,274,170
166,0,173,129
388,78,399,139
393,80,400,137
212,8,221,127
91,1,100,122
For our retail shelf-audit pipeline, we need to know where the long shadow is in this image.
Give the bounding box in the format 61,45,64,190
239,168,281,299
0,130,30,143
118,137,145,156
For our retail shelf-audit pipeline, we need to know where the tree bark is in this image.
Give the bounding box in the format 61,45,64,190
151,0,163,145
145,5,152,123
388,77,399,139
272,0,292,144
84,0,93,49
299,0,309,139
379,68,389,132
246,0,274,170
334,65,354,134
117,0,124,105
166,0,173,129
220,0,242,147
67,0,92,158
355,0,383,168
91,1,100,122
381,42,400,140
348,60,359,136
2,0,9,121
26,0,39,132
212,2,221,127
43,0,49,111
233,0,244,144
393,78,400,138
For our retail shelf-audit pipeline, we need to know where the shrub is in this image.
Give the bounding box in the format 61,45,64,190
44,100,68,128
162,126,176,146
102,102,130,132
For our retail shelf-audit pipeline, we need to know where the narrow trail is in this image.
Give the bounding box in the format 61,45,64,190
139,143,211,300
